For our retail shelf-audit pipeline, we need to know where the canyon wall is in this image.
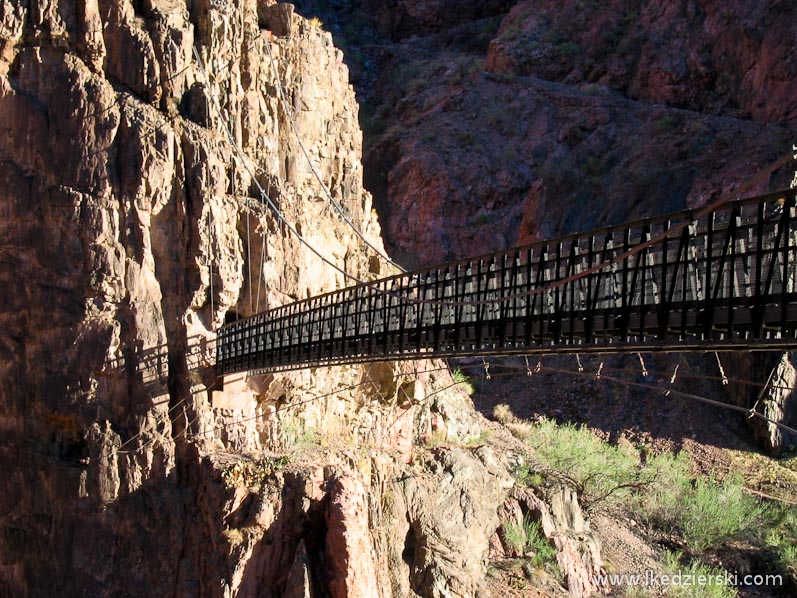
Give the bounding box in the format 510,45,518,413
350,0,797,453
360,0,795,268
0,0,606,596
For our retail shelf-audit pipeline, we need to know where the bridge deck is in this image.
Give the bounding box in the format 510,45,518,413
217,189,797,374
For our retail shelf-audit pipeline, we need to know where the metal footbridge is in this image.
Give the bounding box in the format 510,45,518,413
217,190,797,374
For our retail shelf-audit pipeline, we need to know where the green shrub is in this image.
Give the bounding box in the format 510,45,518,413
765,504,797,577
528,419,769,556
451,368,474,394
503,516,557,568
635,456,765,552
553,41,580,57
527,419,643,508
654,114,679,133
662,551,738,598
220,456,289,490
634,451,694,531
679,476,764,552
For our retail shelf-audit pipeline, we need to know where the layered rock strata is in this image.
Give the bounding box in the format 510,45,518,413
0,0,605,596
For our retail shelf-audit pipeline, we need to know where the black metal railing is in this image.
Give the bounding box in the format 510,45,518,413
217,189,797,374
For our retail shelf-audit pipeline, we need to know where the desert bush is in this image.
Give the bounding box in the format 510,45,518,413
493,403,514,423
503,515,557,568
662,551,738,598
765,504,797,578
633,451,693,530
451,368,474,394
527,418,643,508
636,457,764,552
527,419,775,560
513,462,544,488
678,476,764,552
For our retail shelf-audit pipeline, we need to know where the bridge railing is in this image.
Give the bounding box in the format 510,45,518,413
217,189,797,373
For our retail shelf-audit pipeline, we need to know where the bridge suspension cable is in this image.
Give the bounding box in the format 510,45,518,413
197,34,797,313
192,45,397,297
261,30,406,273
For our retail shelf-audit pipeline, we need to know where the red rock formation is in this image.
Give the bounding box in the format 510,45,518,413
360,0,795,271
487,0,797,126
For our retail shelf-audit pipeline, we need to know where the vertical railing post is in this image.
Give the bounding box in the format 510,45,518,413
658,221,671,340
585,235,595,344
753,200,766,337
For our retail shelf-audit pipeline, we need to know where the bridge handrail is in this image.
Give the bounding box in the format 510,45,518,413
219,188,796,331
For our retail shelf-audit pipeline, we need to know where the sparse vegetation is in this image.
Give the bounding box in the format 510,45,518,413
654,114,679,133
513,462,545,488
635,457,765,552
662,551,739,598
582,155,604,177
452,368,474,394
360,110,388,137
503,515,557,569
472,213,490,227
282,421,318,449
553,41,579,57
765,504,797,577
526,419,770,554
527,418,644,509
220,455,290,490
308,16,323,29
492,403,534,440
456,130,475,146
222,527,245,548
674,475,764,552
463,428,494,447
423,429,448,448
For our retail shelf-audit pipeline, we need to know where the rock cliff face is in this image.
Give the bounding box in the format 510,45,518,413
343,0,797,452
358,0,795,269
0,1,606,596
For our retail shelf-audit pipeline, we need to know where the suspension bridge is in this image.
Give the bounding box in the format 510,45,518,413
216,188,797,375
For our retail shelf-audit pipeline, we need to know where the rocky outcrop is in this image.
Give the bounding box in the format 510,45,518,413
486,0,797,126
496,484,606,596
0,0,608,596
727,352,797,456
356,2,794,265
368,66,791,268
358,0,795,269
362,0,515,40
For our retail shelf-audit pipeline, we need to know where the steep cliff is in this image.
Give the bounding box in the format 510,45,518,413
0,1,607,596
303,0,797,454
354,0,795,268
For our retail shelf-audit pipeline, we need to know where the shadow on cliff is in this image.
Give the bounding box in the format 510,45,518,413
97,333,217,400
234,471,332,598
460,352,777,455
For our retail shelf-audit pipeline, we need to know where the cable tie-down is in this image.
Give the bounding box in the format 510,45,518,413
576,353,584,373
482,358,491,380
637,352,648,377
595,362,604,380
714,352,729,385
524,356,533,377
664,364,679,396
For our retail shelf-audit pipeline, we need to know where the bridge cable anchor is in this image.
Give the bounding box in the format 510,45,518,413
637,353,648,377
594,362,604,380
534,355,543,374
576,353,584,373
524,356,533,377
714,352,729,385
482,358,492,380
